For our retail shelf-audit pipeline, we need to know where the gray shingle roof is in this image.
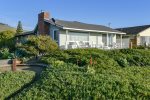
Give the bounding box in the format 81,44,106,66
45,19,122,33
116,25,150,35
15,31,35,37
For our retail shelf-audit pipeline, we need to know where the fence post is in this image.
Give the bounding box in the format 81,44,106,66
130,42,133,49
12,59,17,71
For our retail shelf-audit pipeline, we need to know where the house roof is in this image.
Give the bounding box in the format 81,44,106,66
116,25,150,35
45,19,124,34
15,31,35,37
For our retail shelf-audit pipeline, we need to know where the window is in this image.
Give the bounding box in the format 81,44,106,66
108,34,113,45
53,30,59,44
69,32,88,41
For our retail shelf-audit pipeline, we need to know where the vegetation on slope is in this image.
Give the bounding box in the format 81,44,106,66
0,23,15,32
12,49,150,100
0,71,35,99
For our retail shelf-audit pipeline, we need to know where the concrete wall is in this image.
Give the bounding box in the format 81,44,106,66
0,59,12,67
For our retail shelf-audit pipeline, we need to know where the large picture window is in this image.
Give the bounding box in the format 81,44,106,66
69,32,89,41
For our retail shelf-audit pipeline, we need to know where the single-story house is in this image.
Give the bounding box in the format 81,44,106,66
117,25,150,48
16,12,126,49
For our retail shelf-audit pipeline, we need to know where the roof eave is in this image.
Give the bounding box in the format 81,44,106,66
63,27,126,34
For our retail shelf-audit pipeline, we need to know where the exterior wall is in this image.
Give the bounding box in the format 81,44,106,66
139,28,150,36
97,34,102,45
58,30,118,49
59,30,67,49
89,32,97,45
49,25,59,38
116,36,130,48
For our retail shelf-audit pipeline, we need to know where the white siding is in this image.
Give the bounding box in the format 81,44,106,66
97,34,102,44
117,38,130,48
139,28,150,36
89,33,97,44
68,32,89,41
59,30,67,49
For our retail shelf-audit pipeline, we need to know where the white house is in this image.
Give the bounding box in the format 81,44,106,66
16,12,126,49
117,25,150,48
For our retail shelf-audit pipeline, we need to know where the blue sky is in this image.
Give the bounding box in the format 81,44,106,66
0,0,150,30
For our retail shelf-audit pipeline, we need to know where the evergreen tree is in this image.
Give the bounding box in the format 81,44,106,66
16,21,23,34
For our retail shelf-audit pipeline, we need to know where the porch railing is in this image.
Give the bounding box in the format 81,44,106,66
65,41,124,50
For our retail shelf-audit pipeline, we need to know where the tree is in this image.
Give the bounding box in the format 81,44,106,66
17,35,58,57
0,30,16,50
16,21,23,34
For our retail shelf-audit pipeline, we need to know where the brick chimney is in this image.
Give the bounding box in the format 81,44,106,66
38,12,50,35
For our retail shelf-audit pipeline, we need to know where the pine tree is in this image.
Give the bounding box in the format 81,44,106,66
16,21,23,34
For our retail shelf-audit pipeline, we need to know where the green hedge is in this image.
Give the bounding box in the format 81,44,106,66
12,49,150,99
107,49,150,67
0,71,35,99
13,63,150,99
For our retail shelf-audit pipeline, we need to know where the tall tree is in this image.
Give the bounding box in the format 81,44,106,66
16,21,23,34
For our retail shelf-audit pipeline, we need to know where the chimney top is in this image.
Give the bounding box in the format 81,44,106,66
38,11,50,20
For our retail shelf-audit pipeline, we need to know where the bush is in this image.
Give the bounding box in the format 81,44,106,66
17,35,58,57
13,63,150,100
107,49,150,67
0,71,35,99
7,49,150,99
0,30,16,51
0,48,14,59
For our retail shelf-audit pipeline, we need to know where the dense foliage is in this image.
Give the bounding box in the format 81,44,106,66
0,48,14,59
17,35,58,57
13,49,150,99
0,30,16,50
0,71,35,99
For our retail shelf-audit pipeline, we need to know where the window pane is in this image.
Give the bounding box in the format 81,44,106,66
54,30,59,43
69,32,88,41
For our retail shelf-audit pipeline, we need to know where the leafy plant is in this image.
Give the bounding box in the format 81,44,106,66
0,71,35,99
0,48,14,59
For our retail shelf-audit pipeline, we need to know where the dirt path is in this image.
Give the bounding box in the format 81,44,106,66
0,66,45,75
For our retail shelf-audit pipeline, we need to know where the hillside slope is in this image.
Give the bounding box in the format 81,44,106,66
0,23,16,32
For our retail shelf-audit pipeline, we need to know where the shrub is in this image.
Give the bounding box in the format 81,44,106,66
0,71,35,99
13,63,150,100
0,48,14,59
17,35,58,57
6,49,150,99
0,30,16,51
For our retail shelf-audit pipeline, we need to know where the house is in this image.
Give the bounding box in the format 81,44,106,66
16,12,126,49
117,25,150,48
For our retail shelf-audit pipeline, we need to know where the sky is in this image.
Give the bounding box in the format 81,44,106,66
0,0,150,30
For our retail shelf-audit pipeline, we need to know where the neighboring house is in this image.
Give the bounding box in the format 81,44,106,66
16,12,126,49
117,25,150,48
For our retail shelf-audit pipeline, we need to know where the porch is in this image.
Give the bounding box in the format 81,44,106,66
62,30,124,49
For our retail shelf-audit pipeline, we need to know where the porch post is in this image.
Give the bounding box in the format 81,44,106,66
65,30,69,49
106,33,109,46
88,32,90,41
120,34,122,48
